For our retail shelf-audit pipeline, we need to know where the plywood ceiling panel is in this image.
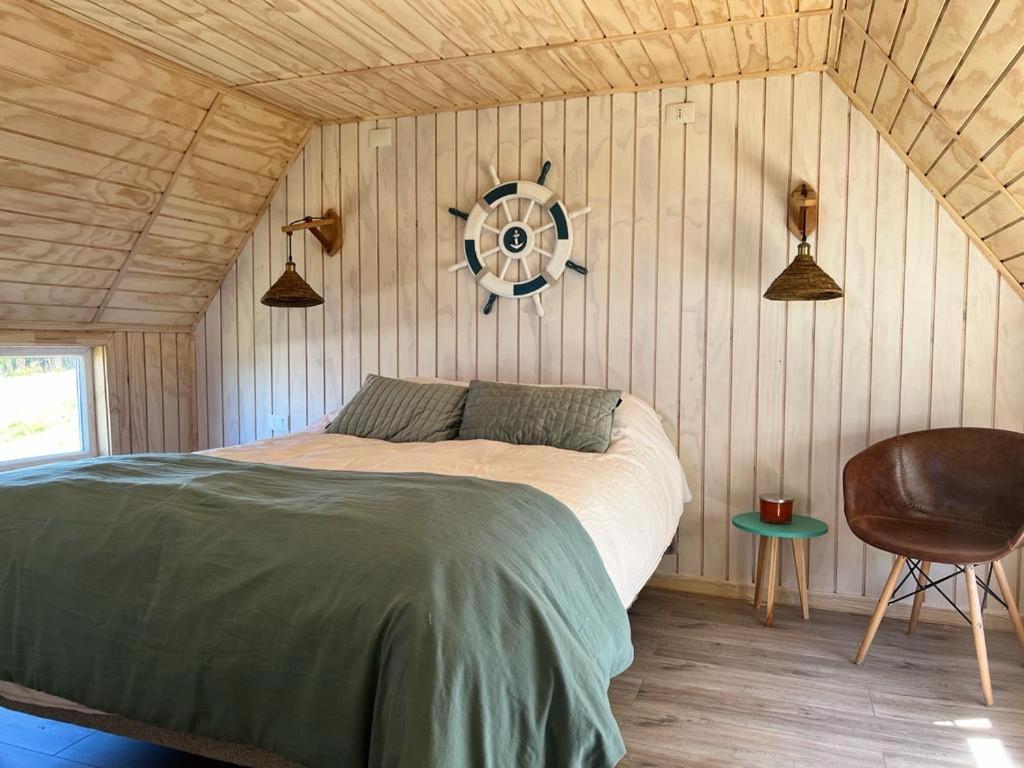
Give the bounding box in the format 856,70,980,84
8,0,1023,330
31,0,835,122
830,0,1024,296
0,0,313,331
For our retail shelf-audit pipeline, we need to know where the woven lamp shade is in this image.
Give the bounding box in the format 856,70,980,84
764,242,843,301
260,260,324,308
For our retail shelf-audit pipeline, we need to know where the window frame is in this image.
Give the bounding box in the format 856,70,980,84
0,346,98,471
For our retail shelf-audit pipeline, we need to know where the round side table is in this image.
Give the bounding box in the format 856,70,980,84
731,512,829,627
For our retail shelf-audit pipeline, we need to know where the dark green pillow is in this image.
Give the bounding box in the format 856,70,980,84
326,375,467,443
458,380,621,453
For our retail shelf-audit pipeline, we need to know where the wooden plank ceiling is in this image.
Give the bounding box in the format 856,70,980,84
830,0,1024,293
0,0,312,330
33,0,835,122
6,0,1024,331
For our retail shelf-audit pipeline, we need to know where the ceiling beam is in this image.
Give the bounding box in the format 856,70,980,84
304,63,826,126
233,8,833,91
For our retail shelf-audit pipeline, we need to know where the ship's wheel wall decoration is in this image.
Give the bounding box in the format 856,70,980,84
448,160,591,316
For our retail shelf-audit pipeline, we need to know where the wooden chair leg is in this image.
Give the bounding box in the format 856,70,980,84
907,561,931,635
753,536,767,609
764,538,780,627
964,564,994,706
992,560,1024,653
791,539,810,619
855,555,906,664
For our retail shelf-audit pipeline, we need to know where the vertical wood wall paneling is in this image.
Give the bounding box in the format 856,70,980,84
758,75,791,589
807,73,848,593
678,84,711,578
305,128,326,426
195,73,1024,613
703,81,737,583
864,139,907,598
782,72,820,590
104,331,195,454
585,95,611,390
727,77,763,587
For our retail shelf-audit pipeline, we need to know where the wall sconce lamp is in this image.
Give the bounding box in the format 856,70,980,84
763,184,843,301
261,210,342,308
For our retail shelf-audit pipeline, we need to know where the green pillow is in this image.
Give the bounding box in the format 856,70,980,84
458,380,621,453
326,375,467,443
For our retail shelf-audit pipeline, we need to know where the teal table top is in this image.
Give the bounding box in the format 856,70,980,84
731,512,829,539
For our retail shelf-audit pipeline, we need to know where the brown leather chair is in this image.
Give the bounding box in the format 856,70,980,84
844,428,1024,706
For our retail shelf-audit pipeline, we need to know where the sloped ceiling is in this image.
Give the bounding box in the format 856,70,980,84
0,0,312,330
4,0,1023,333
33,0,836,122
830,0,1024,294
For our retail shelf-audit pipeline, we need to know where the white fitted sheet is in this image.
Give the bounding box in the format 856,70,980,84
205,391,690,608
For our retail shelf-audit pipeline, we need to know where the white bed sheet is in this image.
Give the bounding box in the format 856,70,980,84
204,391,690,608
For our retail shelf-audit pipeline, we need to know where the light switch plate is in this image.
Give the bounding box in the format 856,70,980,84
368,127,392,148
664,102,696,125
269,414,288,432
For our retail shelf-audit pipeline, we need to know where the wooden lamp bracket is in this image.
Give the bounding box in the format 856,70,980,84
788,184,818,240
281,209,342,256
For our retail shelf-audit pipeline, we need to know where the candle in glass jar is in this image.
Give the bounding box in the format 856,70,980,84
759,494,794,524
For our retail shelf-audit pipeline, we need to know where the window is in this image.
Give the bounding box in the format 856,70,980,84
0,347,97,470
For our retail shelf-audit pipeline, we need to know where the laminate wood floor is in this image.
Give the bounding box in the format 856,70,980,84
2,588,1022,767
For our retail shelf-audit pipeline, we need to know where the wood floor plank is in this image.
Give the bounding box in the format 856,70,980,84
2,589,1022,767
617,589,1024,767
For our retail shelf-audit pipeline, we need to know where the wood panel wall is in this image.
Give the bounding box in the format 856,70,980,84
105,331,196,454
195,71,1024,615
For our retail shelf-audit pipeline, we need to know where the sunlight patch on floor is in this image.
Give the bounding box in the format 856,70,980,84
934,718,992,730
967,737,1014,768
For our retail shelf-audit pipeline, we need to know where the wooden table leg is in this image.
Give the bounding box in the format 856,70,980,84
964,564,994,706
855,555,906,664
753,536,767,609
764,538,780,627
791,539,810,620
907,561,931,635
992,560,1024,653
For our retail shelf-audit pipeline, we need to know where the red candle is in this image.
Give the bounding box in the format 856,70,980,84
759,494,794,524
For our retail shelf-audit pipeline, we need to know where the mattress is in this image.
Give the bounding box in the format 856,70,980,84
1,389,688,744
206,390,690,608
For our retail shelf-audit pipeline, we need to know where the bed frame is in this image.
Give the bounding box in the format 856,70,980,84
0,695,303,767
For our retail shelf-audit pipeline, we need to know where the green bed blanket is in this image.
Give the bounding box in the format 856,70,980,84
0,454,633,767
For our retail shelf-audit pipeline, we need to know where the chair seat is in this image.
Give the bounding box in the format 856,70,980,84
849,515,1019,564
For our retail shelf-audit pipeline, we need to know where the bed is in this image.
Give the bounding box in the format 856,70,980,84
0,388,688,767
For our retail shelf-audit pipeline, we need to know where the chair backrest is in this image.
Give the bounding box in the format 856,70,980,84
844,428,1024,531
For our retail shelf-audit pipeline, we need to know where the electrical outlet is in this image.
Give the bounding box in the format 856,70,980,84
368,127,392,148
664,102,696,126
269,414,288,432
